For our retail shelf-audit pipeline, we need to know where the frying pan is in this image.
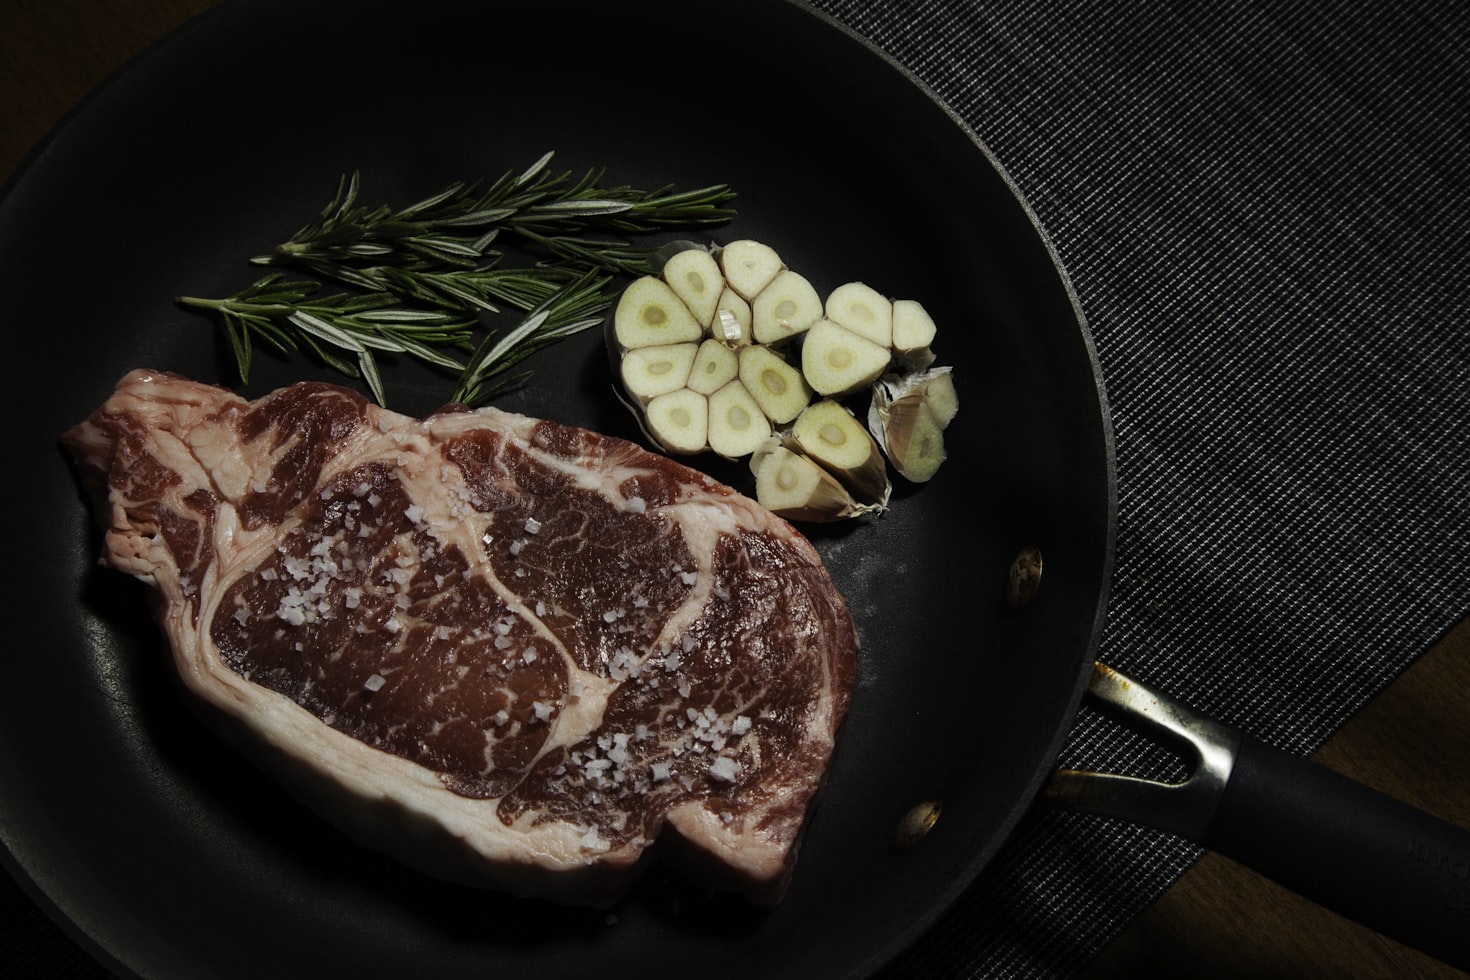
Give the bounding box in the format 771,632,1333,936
0,1,1465,978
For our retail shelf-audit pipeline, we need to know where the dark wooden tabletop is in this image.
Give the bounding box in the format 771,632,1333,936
3,2,1466,977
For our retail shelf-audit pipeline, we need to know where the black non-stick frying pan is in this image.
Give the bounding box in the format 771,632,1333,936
2,2,1465,978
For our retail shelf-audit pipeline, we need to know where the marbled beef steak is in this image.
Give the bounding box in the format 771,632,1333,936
62,370,858,907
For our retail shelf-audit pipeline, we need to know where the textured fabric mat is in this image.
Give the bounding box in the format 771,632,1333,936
797,1,1469,976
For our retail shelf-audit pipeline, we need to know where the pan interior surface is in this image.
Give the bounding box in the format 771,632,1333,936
0,2,1115,977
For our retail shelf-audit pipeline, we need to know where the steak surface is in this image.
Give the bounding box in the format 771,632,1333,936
62,370,858,907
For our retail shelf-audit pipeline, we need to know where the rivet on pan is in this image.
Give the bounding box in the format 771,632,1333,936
891,799,942,853
1006,545,1043,610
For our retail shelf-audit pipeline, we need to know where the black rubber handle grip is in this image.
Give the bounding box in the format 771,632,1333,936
1199,734,1470,970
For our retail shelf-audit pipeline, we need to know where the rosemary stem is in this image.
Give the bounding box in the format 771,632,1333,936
175,295,286,316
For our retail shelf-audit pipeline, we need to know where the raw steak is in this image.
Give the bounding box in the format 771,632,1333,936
62,369,858,907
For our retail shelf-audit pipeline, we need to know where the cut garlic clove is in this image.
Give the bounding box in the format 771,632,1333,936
718,239,784,301
871,366,958,428
686,338,740,396
752,269,823,345
613,276,704,350
800,318,893,397
644,388,709,455
739,344,813,425
712,286,752,346
661,246,724,328
891,298,938,369
619,342,699,406
869,367,956,483
790,399,891,506
883,399,946,482
752,443,873,522
825,281,892,347
707,379,773,460
920,368,958,428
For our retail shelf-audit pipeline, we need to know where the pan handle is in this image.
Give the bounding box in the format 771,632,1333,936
1043,663,1470,971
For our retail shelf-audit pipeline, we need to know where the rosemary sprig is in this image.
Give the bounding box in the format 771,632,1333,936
450,270,613,407
176,274,477,406
256,151,737,282
177,152,737,407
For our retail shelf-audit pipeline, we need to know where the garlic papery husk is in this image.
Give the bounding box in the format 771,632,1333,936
750,440,879,522
789,399,891,507
868,366,958,483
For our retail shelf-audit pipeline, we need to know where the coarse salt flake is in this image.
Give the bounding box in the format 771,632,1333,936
363,673,386,692
524,517,542,534
707,756,739,783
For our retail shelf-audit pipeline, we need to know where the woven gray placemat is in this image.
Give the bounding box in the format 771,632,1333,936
799,1,1470,976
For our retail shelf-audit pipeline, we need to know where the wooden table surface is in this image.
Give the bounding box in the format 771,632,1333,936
3,2,1467,977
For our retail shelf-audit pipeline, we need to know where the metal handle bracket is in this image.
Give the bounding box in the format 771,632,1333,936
1041,662,1242,841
